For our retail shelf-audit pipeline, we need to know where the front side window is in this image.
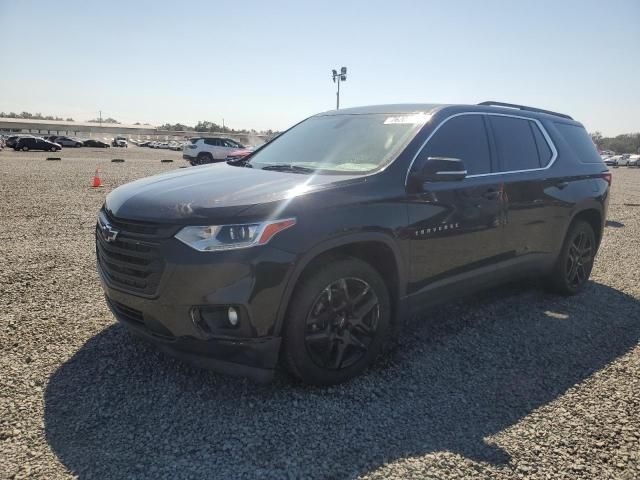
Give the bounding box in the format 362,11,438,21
421,114,492,175
249,113,428,173
225,139,243,148
490,116,544,171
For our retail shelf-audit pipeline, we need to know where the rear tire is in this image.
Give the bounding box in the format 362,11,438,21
283,257,391,385
22,146,29,151
547,220,596,295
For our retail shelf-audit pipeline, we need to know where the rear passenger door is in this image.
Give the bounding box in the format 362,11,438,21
487,114,559,268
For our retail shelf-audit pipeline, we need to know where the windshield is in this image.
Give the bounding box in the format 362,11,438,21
248,113,429,173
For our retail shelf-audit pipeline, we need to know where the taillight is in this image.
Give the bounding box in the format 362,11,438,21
601,172,612,186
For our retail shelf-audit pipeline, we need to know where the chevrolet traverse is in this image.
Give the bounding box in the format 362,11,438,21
96,102,610,385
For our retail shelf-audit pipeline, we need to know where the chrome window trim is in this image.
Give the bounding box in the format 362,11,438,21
436,170,468,175
404,111,558,185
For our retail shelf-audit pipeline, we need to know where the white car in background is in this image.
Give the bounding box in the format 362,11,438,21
606,155,622,166
183,137,246,164
628,154,640,167
617,155,631,166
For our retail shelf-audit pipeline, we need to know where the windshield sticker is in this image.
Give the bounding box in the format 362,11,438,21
384,113,432,125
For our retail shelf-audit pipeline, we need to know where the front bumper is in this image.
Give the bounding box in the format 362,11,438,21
98,231,297,381
107,294,280,383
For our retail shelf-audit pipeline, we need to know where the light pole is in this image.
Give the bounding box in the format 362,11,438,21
331,67,347,109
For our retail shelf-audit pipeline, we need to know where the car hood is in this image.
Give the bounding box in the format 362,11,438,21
105,163,363,223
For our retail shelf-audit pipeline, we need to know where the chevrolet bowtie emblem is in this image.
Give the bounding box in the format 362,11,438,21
100,220,119,242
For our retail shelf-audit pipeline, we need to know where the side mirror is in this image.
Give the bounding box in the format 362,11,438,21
409,156,467,189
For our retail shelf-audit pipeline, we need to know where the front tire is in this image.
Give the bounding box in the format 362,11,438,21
548,220,596,295
196,153,214,165
283,257,391,385
21,146,29,151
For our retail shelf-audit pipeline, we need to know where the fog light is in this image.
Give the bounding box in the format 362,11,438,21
228,307,239,326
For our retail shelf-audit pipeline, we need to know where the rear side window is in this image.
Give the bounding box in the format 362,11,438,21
489,116,545,171
555,123,603,163
204,138,220,146
423,115,492,175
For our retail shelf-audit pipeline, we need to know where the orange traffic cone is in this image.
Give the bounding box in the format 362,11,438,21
92,167,103,188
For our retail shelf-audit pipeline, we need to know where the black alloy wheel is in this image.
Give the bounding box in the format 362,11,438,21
284,257,391,385
565,229,594,289
304,277,380,370
548,220,596,295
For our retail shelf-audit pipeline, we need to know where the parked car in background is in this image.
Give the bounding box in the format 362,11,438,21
112,137,128,147
83,139,111,148
225,148,254,162
98,101,610,385
616,155,631,167
53,136,84,147
615,155,629,167
628,154,640,167
15,137,61,152
183,137,246,165
605,155,623,166
169,141,182,151
6,135,34,148
138,141,151,147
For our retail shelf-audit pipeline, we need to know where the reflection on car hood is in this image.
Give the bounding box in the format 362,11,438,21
105,162,361,222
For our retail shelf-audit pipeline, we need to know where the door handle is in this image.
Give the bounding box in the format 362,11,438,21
556,181,569,189
482,188,501,200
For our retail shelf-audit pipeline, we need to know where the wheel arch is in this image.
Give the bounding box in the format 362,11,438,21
569,205,604,248
274,233,407,337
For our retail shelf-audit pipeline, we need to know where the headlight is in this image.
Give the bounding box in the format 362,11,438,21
175,218,296,252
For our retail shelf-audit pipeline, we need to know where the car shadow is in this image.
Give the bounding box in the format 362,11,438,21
44,282,640,479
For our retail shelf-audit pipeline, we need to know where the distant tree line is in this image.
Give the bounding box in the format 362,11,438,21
87,117,120,124
590,132,640,154
159,121,274,136
1,111,275,135
0,111,74,121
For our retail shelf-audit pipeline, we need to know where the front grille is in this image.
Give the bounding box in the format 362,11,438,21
96,210,176,296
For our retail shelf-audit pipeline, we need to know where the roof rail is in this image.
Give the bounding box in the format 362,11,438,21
478,101,573,120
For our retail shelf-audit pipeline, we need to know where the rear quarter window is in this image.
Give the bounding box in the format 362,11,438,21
555,123,603,163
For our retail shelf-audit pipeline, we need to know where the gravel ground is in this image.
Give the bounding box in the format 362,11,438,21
1,147,639,479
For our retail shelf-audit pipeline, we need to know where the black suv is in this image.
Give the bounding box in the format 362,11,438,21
15,137,61,152
97,102,610,385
